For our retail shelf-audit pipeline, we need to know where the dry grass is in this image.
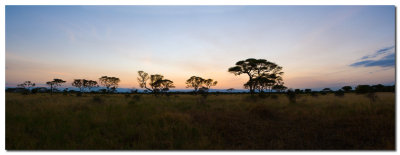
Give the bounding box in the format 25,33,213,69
6,92,395,150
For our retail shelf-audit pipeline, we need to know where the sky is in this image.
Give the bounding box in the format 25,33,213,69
5,5,395,90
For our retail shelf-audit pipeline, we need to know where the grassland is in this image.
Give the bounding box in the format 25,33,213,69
6,92,395,150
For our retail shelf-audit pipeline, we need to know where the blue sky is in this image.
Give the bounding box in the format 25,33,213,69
5,5,395,90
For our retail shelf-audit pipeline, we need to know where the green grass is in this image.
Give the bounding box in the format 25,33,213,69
6,92,395,150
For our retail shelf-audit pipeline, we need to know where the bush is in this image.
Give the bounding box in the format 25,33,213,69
334,90,345,97
355,85,372,94
286,90,296,103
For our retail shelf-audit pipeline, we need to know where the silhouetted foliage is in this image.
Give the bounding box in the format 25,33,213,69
138,71,175,94
228,58,284,94
17,81,35,93
322,88,332,92
46,78,66,95
304,89,312,93
137,71,152,92
342,86,352,92
99,76,120,93
186,76,204,92
72,79,85,92
85,80,99,92
294,89,303,94
355,85,372,94
286,89,296,103
186,76,217,94
335,89,345,97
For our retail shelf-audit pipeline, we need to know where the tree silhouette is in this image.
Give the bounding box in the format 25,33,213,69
186,76,205,92
72,79,85,92
342,86,352,92
322,88,332,92
137,71,152,92
204,79,218,89
138,71,175,94
46,78,66,95
229,58,284,94
84,80,98,92
99,76,120,93
17,81,36,91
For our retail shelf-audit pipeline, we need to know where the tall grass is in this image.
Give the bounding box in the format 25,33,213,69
6,92,395,150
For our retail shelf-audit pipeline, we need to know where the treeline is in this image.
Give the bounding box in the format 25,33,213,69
5,58,395,95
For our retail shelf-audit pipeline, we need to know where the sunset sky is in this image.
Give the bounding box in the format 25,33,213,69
5,5,395,90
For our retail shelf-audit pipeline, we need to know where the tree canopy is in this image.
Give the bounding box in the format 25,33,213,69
228,58,284,94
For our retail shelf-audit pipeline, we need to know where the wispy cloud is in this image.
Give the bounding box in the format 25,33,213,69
350,46,395,68
360,46,395,60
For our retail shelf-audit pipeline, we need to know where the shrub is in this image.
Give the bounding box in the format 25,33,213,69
334,89,345,97
286,89,296,103
355,85,372,94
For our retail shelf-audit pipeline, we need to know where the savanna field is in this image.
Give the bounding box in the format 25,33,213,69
6,92,395,150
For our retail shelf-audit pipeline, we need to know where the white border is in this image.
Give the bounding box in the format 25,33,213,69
1,0,399,154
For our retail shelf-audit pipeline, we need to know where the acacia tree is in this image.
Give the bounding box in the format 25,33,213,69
72,79,85,92
204,79,218,89
137,71,175,94
186,76,205,92
46,78,66,95
84,80,98,92
17,81,36,91
137,71,151,92
99,76,120,93
342,86,352,92
228,58,284,94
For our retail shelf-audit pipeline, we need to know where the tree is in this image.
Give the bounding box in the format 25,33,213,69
137,71,151,92
304,89,312,93
186,76,205,92
149,74,164,93
84,80,98,92
272,84,287,92
372,84,384,92
99,76,120,93
17,81,36,91
342,86,352,92
228,58,284,94
46,78,66,95
138,71,175,94
355,85,372,94
72,79,85,92
204,79,218,89
226,88,235,93
159,79,175,93
322,88,332,92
